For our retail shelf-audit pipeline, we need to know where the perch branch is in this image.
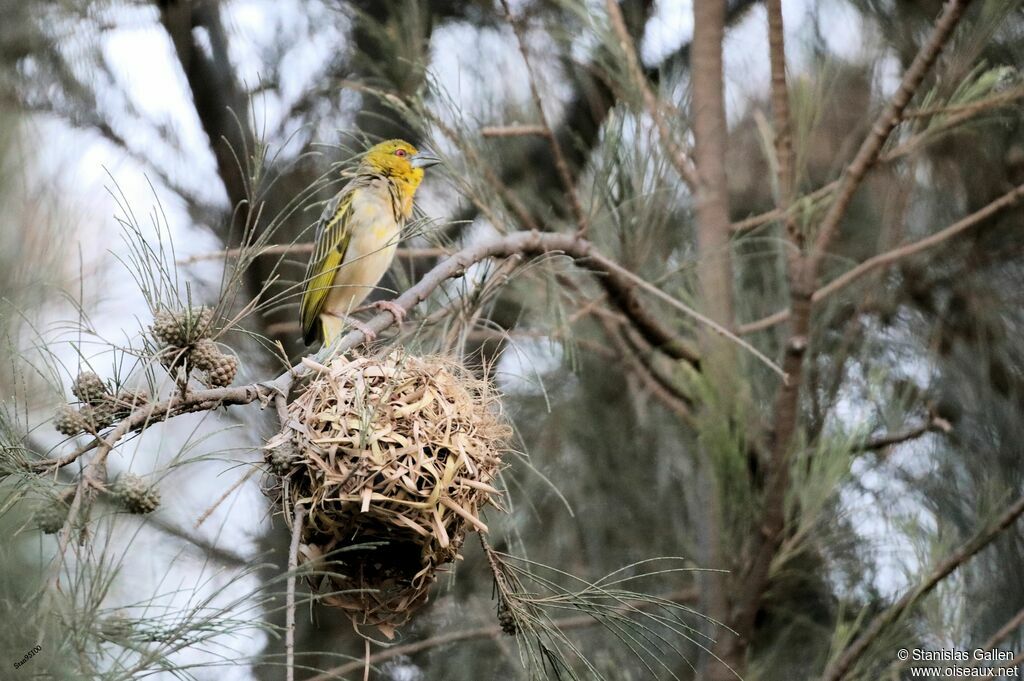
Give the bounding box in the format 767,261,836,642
321,230,705,367
821,491,1024,681
31,232,790,500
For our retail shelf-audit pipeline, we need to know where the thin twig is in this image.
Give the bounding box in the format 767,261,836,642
964,606,1024,669
732,85,1023,236
806,0,972,280
597,311,695,424
821,491,1024,681
901,84,1024,119
605,0,700,190
594,253,783,378
501,0,590,236
480,125,548,138
850,416,951,454
194,467,257,528
176,244,447,266
305,586,697,681
32,381,291,471
730,181,838,234
286,504,305,681
738,181,1024,334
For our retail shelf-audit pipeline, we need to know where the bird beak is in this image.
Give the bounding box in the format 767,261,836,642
410,151,441,169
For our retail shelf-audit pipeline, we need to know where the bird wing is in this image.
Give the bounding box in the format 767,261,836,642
300,187,357,345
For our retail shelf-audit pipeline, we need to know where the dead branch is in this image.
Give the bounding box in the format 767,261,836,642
286,504,305,681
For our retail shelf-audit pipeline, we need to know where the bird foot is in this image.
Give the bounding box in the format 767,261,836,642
346,317,377,342
372,300,407,324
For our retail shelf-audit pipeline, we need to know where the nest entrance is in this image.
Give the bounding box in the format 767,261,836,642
266,351,510,634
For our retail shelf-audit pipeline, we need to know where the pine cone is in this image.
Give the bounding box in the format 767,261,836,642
36,500,70,534
497,603,517,636
151,309,185,348
151,306,214,348
54,405,87,436
81,402,117,431
110,474,160,515
111,390,148,414
267,441,300,476
189,338,221,372
71,371,109,404
203,352,238,388
159,345,189,372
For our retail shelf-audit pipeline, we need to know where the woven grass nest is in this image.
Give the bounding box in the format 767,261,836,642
265,351,510,635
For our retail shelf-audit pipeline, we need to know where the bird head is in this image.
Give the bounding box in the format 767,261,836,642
359,139,440,194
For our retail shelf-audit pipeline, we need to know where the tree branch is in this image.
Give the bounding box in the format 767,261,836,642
806,0,972,281
851,416,951,455
501,0,590,236
286,504,305,681
821,491,1024,681
32,230,713,482
738,180,1024,334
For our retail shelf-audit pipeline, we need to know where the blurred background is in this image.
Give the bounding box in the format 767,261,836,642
1,0,1023,679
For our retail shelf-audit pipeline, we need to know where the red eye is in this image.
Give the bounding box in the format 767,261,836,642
394,149,407,157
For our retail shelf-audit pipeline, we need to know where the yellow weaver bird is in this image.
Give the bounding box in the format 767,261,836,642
300,139,440,346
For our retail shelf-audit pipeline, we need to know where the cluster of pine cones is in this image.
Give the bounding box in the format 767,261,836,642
150,306,238,388
36,473,160,533
53,371,149,437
